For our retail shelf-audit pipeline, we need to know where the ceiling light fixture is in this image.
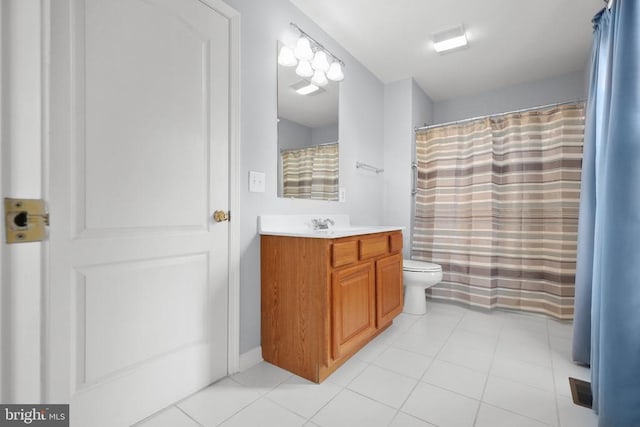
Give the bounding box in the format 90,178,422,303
433,25,468,54
278,22,346,84
296,84,320,95
290,80,323,96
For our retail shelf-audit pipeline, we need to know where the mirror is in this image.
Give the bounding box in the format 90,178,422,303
277,42,340,201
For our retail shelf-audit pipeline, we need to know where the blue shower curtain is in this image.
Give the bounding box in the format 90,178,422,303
572,1,640,426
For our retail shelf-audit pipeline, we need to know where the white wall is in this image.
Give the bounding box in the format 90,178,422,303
223,0,386,354
383,79,433,258
433,70,587,124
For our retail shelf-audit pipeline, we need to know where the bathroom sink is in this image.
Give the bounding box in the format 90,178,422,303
258,215,403,238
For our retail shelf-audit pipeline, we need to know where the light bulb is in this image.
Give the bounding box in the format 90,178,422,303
311,70,328,87
295,60,314,78
277,46,297,67
326,61,344,81
311,51,330,72
294,37,313,61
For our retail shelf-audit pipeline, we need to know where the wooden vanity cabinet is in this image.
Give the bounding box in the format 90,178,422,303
261,231,403,383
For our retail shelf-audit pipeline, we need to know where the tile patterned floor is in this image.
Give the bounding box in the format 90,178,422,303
135,301,597,427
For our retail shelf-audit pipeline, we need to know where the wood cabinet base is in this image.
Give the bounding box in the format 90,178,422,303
261,231,403,383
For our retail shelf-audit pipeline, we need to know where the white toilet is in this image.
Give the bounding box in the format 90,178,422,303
402,259,443,315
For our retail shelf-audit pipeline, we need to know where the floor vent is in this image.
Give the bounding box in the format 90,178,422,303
569,377,593,409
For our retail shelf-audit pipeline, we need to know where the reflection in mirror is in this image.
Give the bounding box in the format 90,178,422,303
277,42,340,201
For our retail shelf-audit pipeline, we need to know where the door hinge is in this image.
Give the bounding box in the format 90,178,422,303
4,198,49,243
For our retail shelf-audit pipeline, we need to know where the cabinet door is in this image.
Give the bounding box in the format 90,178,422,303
331,263,376,360
376,253,404,327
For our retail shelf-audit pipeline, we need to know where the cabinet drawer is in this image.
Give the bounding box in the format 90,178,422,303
332,240,358,268
389,233,403,253
359,235,389,260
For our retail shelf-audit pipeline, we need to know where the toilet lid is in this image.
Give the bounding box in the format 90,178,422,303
403,259,442,272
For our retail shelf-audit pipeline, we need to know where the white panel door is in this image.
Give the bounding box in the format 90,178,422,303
48,0,231,425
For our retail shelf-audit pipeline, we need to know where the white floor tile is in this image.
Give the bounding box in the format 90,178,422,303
456,313,504,337
547,319,573,340
393,329,447,357
475,403,551,427
373,346,433,379
557,395,598,427
409,316,458,340
425,300,467,317
402,382,479,427
549,336,572,361
266,376,342,418
219,398,305,427
144,302,597,427
326,357,369,387
422,359,487,400
483,376,558,426
354,337,389,363
447,328,499,353
177,378,261,426
230,361,291,392
390,412,437,426
393,313,422,330
491,356,555,392
347,364,418,408
551,359,591,398
436,340,494,372
311,389,397,427
500,326,549,348
134,406,200,427
494,338,552,368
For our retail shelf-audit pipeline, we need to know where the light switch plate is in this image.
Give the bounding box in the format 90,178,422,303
249,171,265,193
339,187,346,202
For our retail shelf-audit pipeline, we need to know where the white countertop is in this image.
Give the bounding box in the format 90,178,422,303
258,215,403,239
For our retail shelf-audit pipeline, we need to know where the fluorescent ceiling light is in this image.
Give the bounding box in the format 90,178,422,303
295,83,320,95
433,25,468,54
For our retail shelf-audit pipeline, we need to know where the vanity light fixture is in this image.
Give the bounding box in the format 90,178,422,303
295,60,314,78
278,22,346,83
311,69,328,87
294,37,314,61
278,45,297,67
433,25,468,54
311,51,330,72
326,61,344,82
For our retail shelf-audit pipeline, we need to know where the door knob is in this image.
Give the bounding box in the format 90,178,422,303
213,210,230,222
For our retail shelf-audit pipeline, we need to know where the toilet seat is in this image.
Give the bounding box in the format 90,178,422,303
403,259,442,273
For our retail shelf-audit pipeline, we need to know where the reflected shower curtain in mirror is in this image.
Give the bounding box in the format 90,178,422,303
412,103,585,319
282,143,339,200
572,2,640,425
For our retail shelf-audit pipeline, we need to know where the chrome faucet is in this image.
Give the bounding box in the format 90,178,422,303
311,218,335,230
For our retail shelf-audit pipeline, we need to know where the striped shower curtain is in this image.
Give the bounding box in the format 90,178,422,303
412,103,585,319
282,143,339,200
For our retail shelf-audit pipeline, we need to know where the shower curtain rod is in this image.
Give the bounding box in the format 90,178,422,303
279,141,338,153
413,99,586,132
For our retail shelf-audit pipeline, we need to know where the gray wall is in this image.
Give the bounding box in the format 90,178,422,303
278,120,338,150
433,70,587,124
311,123,339,145
223,0,385,354
278,118,312,150
383,78,433,258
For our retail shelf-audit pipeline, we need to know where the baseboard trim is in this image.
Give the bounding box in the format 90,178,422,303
238,346,263,371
